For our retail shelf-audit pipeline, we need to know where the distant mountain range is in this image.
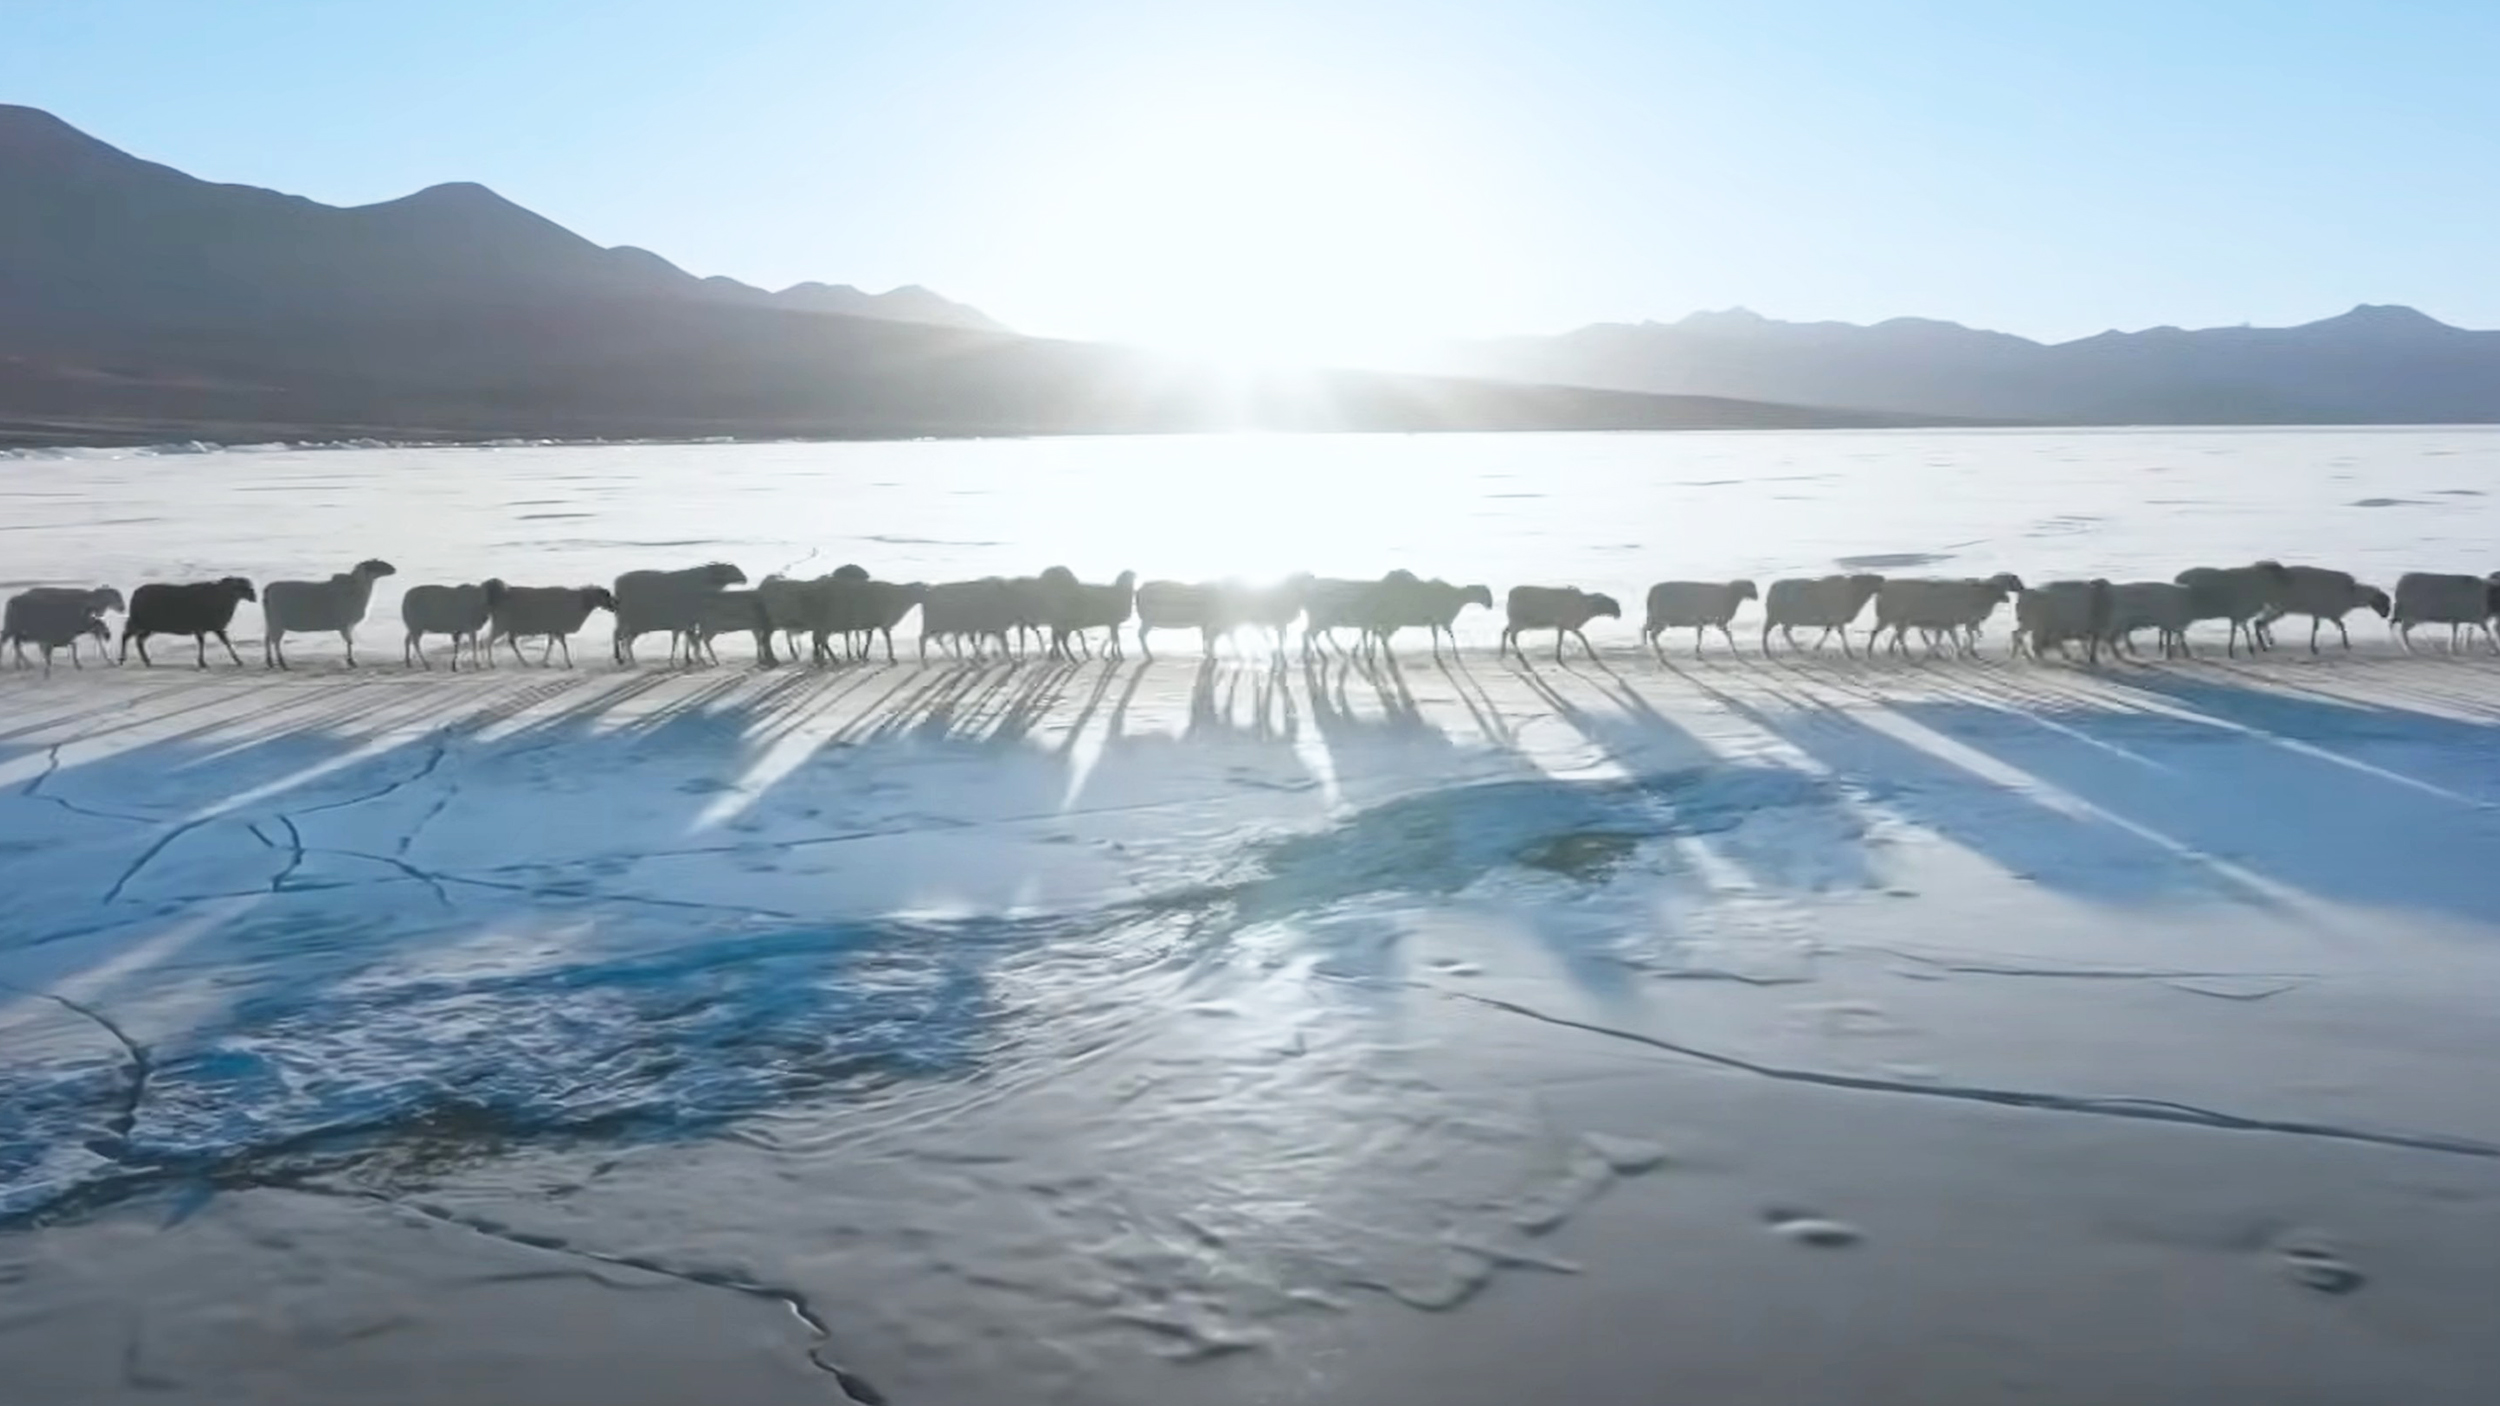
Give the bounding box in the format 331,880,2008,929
1428,304,2500,424
0,105,1895,445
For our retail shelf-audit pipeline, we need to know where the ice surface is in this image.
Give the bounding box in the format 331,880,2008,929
3,430,2499,1403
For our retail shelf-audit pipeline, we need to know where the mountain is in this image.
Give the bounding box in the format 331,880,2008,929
0,105,1897,445
1428,304,2500,424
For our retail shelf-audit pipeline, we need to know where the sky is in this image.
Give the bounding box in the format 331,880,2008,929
8,0,2500,363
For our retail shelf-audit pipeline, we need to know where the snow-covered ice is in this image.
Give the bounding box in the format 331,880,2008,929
2,429,2498,1404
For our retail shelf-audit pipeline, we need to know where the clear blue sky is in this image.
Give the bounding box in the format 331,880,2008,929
8,1,2497,360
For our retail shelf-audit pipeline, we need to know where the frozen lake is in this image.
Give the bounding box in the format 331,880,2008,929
4,428,2497,648
3,429,2499,1405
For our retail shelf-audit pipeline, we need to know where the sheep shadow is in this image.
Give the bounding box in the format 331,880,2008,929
1880,671,2500,924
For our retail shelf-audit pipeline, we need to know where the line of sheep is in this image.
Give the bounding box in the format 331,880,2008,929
3,559,2497,676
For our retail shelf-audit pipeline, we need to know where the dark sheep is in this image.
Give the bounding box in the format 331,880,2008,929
123,578,258,668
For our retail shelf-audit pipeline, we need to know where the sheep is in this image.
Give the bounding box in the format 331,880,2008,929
1870,575,2022,657
3,586,124,669
2103,582,2196,659
261,559,396,669
1502,585,1621,663
815,578,925,664
687,589,778,666
1361,574,1494,657
1298,577,1382,657
2172,562,2292,657
1761,574,1885,656
1041,569,1137,660
613,562,746,665
1,593,117,675
1220,574,1315,655
2257,564,2392,652
2012,579,2115,664
2391,572,2500,654
1641,580,1758,658
486,585,617,667
919,578,1022,660
121,578,258,668
757,574,830,661
1135,581,1220,659
1134,575,1312,660
400,580,507,671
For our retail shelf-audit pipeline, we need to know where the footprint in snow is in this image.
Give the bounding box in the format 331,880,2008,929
2280,1245,2366,1295
1764,1209,1863,1248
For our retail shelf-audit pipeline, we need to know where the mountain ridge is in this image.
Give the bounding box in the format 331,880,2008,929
0,105,1911,444
1431,303,2500,424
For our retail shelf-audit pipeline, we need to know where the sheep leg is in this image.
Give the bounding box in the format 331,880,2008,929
1758,621,1773,655
2334,618,2352,650
2309,617,2322,654
1576,627,1599,661
340,629,357,668
130,635,151,667
197,633,211,669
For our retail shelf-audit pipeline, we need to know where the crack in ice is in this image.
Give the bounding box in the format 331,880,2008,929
1432,985,2500,1160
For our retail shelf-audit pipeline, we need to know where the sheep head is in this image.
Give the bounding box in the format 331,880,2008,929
89,586,127,614
704,562,748,587
583,587,619,613
1113,569,1137,589
1586,592,1624,620
1729,579,1759,602
221,577,259,603
831,563,870,582
355,559,397,580
2362,586,2392,618
1845,574,1886,607
1460,584,1493,610
1985,572,2024,596
1039,565,1078,587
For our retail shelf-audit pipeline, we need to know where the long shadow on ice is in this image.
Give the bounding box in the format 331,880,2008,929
1885,674,2500,923
1702,685,2252,906
0,671,1165,1225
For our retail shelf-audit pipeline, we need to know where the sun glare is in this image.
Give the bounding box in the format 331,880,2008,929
1002,83,1501,367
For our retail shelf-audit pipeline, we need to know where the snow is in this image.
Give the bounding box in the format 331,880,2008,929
3,429,2499,1404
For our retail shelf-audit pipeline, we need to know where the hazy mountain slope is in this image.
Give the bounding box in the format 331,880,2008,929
0,105,1904,444
1438,304,2500,424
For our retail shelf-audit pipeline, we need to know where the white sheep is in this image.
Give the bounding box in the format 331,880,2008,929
816,578,925,664
2,593,116,675
1134,575,1312,660
2260,564,2391,652
400,580,505,671
1299,577,1381,657
2173,562,2291,657
919,578,1021,660
2104,582,2196,659
3,587,123,670
1503,585,1621,662
1363,576,1494,658
613,562,746,665
486,585,617,667
2012,579,2114,663
1641,580,1758,658
262,559,397,669
2391,572,2500,653
1871,575,2023,657
1761,574,1885,656
1040,569,1137,660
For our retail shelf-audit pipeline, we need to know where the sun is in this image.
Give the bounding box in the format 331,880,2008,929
1000,82,1501,367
